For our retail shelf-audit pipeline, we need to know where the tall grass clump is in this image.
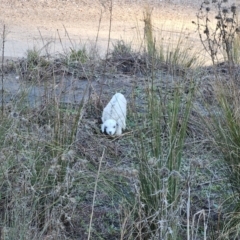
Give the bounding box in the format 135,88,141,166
0,93,87,239
0,43,91,238
26,48,50,69
160,33,198,69
131,79,194,239
194,1,240,238
202,78,240,238
143,7,198,71
111,40,133,59
68,46,88,63
121,9,196,238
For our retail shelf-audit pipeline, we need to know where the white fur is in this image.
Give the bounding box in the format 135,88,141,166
101,93,127,136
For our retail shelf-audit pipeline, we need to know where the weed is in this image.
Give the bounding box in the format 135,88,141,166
68,47,88,63
195,0,239,65
111,40,133,59
26,48,49,69
1,24,6,115
16,47,52,82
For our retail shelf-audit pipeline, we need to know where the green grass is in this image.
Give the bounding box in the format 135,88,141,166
68,47,88,63
126,75,195,239
201,79,240,239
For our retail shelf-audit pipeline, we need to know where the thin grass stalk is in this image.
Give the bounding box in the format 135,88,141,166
143,6,154,57
37,28,52,59
71,83,90,144
222,199,240,239
87,148,105,240
99,0,113,102
106,0,113,59
94,9,103,53
57,29,65,53
120,208,130,240
53,99,61,154
187,178,191,240
63,24,74,50
1,24,6,115
167,85,193,204
171,39,184,67
191,210,207,240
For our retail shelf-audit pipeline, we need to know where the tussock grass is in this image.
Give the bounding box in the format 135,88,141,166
144,7,199,75
68,47,88,63
201,78,240,239
123,72,195,239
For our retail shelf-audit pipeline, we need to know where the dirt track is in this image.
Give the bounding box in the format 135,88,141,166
0,0,203,58
0,0,240,59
